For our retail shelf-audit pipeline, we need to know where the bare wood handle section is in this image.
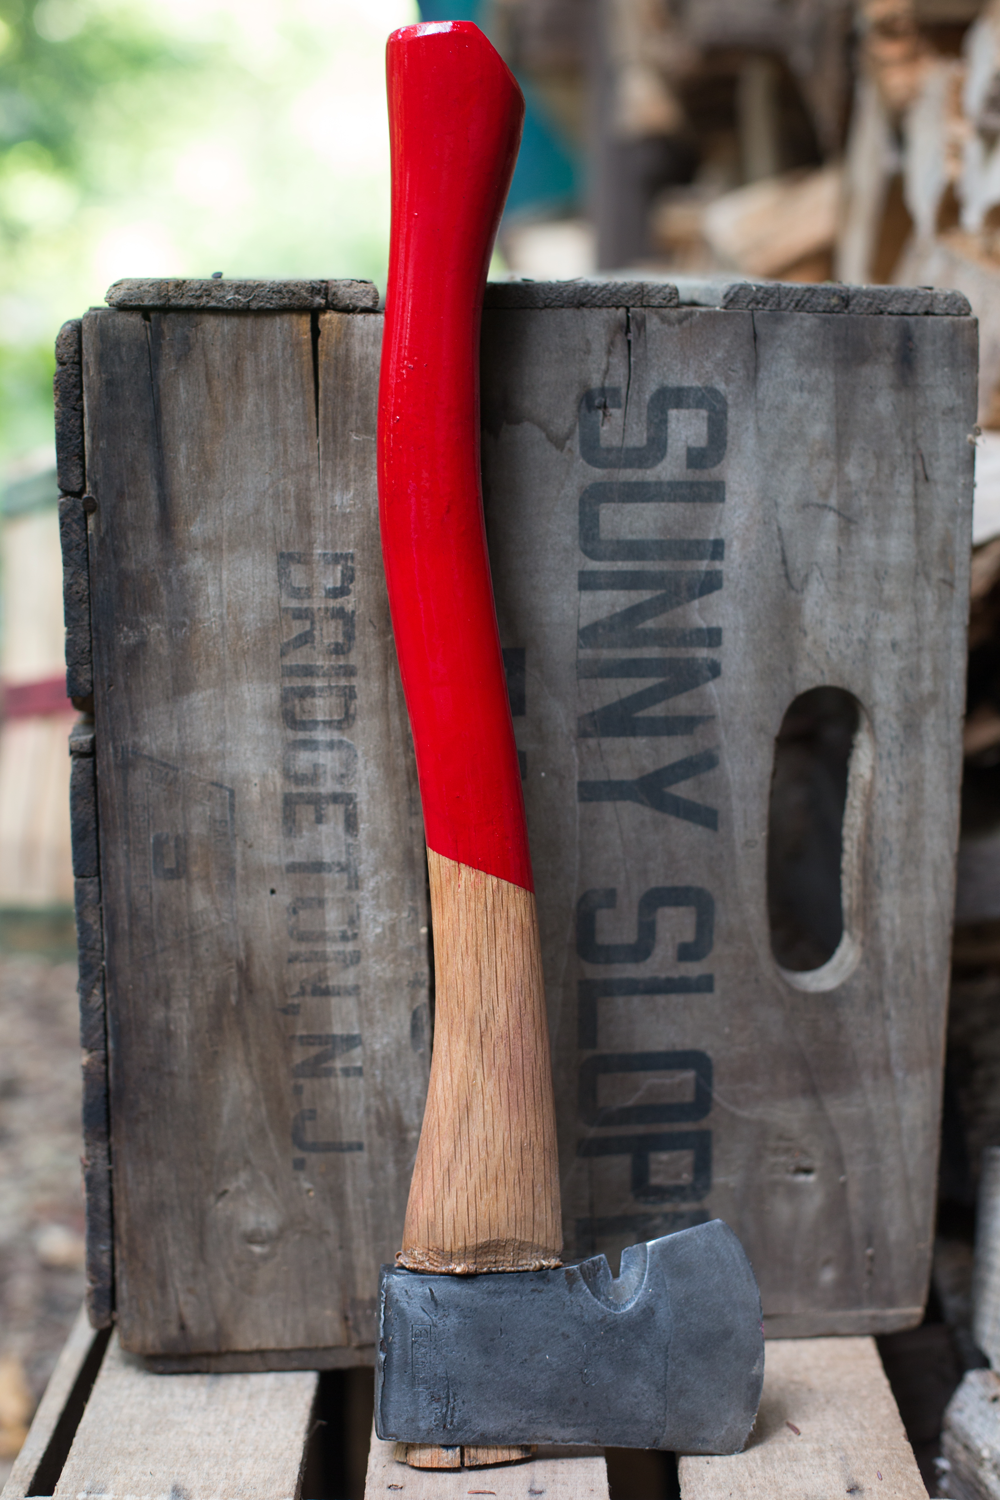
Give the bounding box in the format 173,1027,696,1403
398,849,563,1274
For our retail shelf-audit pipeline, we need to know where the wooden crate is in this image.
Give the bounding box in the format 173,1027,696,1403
0,1309,930,1499
60,276,975,1364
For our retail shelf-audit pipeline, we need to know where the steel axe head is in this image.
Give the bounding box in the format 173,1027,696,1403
376,1218,764,1454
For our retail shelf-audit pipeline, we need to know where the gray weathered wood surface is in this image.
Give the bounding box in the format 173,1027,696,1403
54,319,84,497
679,1337,927,1499
67,716,112,1329
105,277,379,312
974,1147,1000,1370
81,306,428,1361
480,301,976,1335
941,1368,1000,1500
715,280,969,314
50,1334,317,1500
1,1307,103,1500
485,280,681,309
482,277,970,315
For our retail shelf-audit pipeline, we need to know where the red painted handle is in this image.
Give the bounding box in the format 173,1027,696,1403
378,22,530,890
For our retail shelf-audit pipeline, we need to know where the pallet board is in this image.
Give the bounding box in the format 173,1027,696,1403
77,298,429,1362
940,1367,1000,1500
53,1342,316,1500
678,1337,927,1499
66,279,975,1360
1,1313,319,1500
2,1307,103,1500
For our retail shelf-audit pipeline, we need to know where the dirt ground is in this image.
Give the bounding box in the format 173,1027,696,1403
0,956,84,1486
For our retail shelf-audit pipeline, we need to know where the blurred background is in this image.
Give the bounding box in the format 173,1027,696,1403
8,0,1000,1493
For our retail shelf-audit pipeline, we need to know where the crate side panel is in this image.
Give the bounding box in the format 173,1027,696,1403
83,307,427,1357
480,304,975,1333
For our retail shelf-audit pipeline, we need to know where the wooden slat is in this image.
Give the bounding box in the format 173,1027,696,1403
897,230,1000,425
51,1335,317,1500
1,1307,100,1500
974,1146,1000,1367
480,302,975,1336
105,277,379,312
55,319,84,498
75,865,113,1329
940,1367,1000,1500
484,281,680,309
678,1337,927,1499
83,306,428,1361
365,1428,609,1498
481,279,971,315
58,493,92,702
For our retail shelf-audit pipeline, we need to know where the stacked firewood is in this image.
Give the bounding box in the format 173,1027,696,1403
494,0,1000,381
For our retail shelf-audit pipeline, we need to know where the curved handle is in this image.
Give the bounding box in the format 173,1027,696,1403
378,20,530,890
378,23,561,1287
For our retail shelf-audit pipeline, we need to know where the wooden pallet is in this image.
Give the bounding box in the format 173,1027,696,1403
3,1310,929,1500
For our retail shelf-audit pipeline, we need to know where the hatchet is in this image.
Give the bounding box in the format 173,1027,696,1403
375,18,764,1468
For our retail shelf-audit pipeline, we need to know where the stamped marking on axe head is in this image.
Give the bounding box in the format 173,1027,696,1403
377,1219,764,1453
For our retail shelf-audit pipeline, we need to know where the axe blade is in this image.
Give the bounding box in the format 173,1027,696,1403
376,1218,764,1453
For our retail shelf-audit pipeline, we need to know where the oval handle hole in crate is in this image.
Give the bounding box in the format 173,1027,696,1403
767,686,872,991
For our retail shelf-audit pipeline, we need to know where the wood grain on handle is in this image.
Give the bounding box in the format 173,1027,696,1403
399,850,562,1273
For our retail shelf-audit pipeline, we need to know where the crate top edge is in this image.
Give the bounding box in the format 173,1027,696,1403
104,278,380,313
483,277,972,316
102,276,972,318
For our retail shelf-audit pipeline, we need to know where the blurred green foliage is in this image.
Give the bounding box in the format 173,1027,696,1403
0,0,193,182
0,0,211,460
0,0,412,469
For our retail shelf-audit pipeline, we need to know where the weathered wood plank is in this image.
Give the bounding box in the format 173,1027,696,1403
57,494,91,702
54,319,84,496
69,746,98,879
679,1337,926,1499
720,281,971,315
105,277,379,312
485,280,680,309
1,1307,103,1500
73,869,113,1329
480,303,975,1335
941,1367,1000,1500
365,1428,610,1498
482,278,971,315
974,1147,1000,1369
82,307,428,1360
51,1335,317,1500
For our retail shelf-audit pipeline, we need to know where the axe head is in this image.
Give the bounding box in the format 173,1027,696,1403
376,1218,764,1454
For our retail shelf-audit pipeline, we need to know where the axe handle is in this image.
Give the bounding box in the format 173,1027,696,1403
379,21,562,1275
401,848,561,1272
